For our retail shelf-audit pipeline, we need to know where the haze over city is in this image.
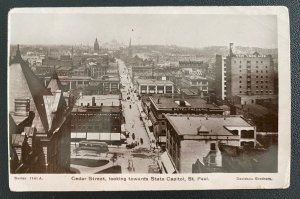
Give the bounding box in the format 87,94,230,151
10,13,277,49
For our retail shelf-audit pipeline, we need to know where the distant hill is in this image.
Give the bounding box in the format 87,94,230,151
132,45,278,58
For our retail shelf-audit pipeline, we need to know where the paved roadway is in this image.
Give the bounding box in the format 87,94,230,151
117,59,151,148
70,59,158,174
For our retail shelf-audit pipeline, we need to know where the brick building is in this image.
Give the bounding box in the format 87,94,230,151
71,95,123,145
215,43,275,101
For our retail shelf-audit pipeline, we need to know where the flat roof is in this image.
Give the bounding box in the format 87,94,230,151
165,114,251,136
76,95,120,107
150,96,221,110
136,79,174,85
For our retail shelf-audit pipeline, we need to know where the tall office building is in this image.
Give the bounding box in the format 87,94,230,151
94,38,100,52
215,43,275,102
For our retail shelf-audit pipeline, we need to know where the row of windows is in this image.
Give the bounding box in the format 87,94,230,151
239,90,273,94
235,60,265,64
240,86,270,89
239,76,269,79
239,80,270,84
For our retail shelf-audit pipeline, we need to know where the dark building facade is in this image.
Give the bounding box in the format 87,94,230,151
71,95,123,145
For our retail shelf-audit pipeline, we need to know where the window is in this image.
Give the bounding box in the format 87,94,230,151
241,141,255,148
240,91,242,93
256,86,258,88
210,156,216,164
261,86,263,88
240,76,242,79
266,86,268,89
256,76,259,78
247,61,251,64
210,143,216,151
239,65,242,68
256,70,258,73
261,70,263,73
239,81,242,83
266,90,269,94
241,130,254,138
256,90,259,93
265,66,268,68
256,81,259,83
266,70,268,73
14,98,30,116
240,86,242,88
256,61,258,63
261,90,264,94
261,61,263,63
256,66,258,68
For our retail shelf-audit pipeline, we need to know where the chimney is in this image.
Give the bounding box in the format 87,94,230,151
157,98,160,104
92,97,96,106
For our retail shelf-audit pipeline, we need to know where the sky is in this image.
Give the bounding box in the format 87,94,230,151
9,13,277,49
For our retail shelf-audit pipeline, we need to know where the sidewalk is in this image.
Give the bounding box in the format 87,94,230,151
132,92,156,147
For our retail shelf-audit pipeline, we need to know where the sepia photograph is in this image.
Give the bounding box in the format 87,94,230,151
8,7,290,191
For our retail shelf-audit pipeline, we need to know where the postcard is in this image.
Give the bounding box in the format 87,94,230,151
8,6,290,191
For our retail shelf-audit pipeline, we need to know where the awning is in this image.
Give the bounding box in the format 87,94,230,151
160,152,177,174
148,111,158,124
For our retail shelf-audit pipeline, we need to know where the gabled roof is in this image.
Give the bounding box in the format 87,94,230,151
47,70,63,93
9,45,52,133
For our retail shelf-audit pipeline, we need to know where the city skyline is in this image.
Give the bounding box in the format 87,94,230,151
9,13,277,49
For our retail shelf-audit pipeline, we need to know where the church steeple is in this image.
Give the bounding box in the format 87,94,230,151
128,38,132,58
94,38,100,52
11,44,24,64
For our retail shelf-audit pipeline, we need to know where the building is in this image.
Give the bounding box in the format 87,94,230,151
215,43,275,101
179,60,206,75
136,79,174,95
71,95,123,144
94,38,100,52
148,96,224,147
9,45,71,173
181,75,209,94
232,103,278,132
162,114,256,173
56,75,120,94
219,144,278,172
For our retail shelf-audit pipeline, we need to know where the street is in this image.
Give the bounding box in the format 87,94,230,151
117,58,151,148
70,59,159,174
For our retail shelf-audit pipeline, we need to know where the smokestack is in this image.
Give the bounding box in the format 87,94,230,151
229,43,234,57
92,97,96,106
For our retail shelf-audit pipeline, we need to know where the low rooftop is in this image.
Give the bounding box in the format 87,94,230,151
76,95,120,107
165,114,252,136
150,96,220,110
136,79,174,85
